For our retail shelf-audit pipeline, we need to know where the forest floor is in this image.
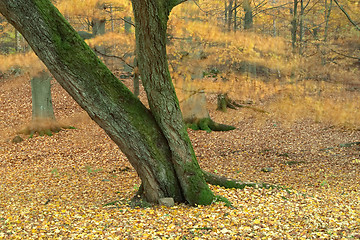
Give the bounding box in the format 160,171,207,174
0,75,359,239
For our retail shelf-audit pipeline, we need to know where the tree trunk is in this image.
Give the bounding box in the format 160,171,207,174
182,91,235,132
224,0,228,29
22,70,62,136
299,0,304,55
227,0,233,31
124,16,132,34
131,0,215,205
31,71,55,121
0,0,215,205
291,0,298,51
244,0,253,30
324,0,333,42
233,0,237,31
322,0,333,65
14,29,21,52
0,0,186,204
133,57,140,97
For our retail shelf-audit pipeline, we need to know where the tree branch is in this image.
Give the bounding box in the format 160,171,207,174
93,47,134,68
333,0,360,31
329,48,360,60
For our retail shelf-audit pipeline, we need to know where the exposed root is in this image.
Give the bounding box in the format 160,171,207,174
202,170,289,192
217,93,268,114
129,184,153,208
187,118,236,133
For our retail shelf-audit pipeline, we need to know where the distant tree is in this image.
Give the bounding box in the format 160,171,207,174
0,0,248,206
291,0,298,51
243,0,253,30
21,71,63,136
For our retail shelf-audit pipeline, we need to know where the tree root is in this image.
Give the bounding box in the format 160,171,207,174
19,119,75,137
129,184,153,208
187,118,235,133
217,93,236,112
202,170,290,192
217,93,268,114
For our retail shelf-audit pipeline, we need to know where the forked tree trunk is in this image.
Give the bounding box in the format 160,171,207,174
0,0,215,205
131,0,214,205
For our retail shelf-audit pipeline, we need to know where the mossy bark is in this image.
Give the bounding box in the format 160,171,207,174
131,0,215,205
0,0,214,205
202,170,285,191
0,0,184,204
187,118,236,133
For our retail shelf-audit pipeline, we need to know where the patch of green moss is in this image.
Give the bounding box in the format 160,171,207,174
186,118,236,133
214,195,233,208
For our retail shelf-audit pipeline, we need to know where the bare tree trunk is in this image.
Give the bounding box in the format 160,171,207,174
299,0,304,55
133,57,140,97
227,0,233,31
21,71,63,136
109,4,114,32
14,29,21,52
224,0,228,29
31,71,55,121
324,0,333,42
291,0,298,51
233,0,237,31
244,0,253,30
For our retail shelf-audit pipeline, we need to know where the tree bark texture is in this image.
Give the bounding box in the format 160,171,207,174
131,0,214,205
0,0,214,205
0,0,185,204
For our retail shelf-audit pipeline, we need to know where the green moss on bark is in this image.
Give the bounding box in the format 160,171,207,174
187,118,236,133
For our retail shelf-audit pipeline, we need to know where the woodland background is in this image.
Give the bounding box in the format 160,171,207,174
0,0,360,238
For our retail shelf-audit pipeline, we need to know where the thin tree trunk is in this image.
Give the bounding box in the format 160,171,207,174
291,0,298,51
228,0,233,31
321,0,333,65
133,57,140,97
109,4,114,32
233,0,237,31
299,0,304,55
224,0,228,29
324,0,333,42
14,29,21,52
273,19,277,36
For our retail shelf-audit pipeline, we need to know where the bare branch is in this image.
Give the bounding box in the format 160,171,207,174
330,48,360,60
333,0,360,31
93,47,134,69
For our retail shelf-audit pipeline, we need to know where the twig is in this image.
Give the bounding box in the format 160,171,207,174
93,47,134,69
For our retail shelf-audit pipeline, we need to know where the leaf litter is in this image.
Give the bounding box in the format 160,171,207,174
0,75,359,239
